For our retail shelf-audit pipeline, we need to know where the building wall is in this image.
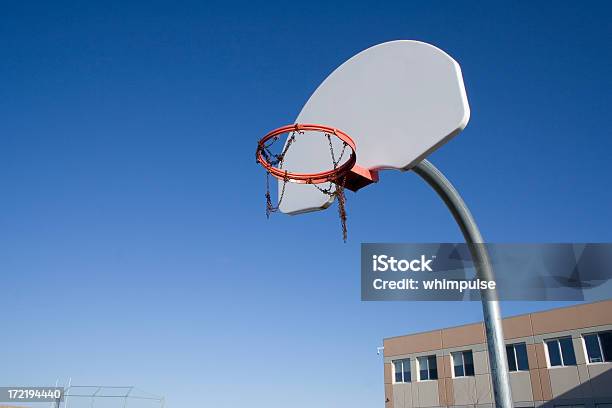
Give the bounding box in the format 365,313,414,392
383,300,612,408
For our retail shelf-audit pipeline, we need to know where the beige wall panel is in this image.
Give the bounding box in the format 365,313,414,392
409,382,418,408
453,376,479,406
437,355,450,406
576,300,612,328
503,314,534,340
549,366,582,399
520,301,612,337
573,337,586,365
529,368,543,401
440,355,451,378
452,376,468,405
442,323,485,348
415,380,439,407
527,344,539,370
445,378,455,406
385,363,393,384
535,343,548,369
437,379,447,406
474,373,493,404
393,383,414,408
393,383,404,408
531,307,582,335
538,368,553,400
587,363,612,398
386,383,394,408
411,358,418,382
510,371,534,403
473,350,490,375
385,331,442,356
407,383,416,408
531,300,612,335
577,364,592,397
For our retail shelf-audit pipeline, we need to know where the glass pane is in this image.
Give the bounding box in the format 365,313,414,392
452,352,464,377
464,351,475,376
394,361,403,382
546,340,562,366
403,359,411,382
600,332,612,362
515,343,529,370
559,337,576,365
428,355,438,380
418,356,429,380
584,334,603,363
506,345,517,371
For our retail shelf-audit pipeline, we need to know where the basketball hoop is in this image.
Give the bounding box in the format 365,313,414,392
256,123,376,241
257,124,358,182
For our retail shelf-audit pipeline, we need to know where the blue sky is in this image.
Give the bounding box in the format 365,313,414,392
1,1,611,407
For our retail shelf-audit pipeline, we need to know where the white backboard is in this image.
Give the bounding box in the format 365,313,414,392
278,40,470,214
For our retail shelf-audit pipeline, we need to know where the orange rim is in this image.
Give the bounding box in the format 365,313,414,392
256,123,357,184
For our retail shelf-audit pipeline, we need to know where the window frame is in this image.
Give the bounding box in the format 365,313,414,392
392,358,411,383
506,342,529,372
582,331,612,365
416,355,438,381
545,337,577,367
451,350,475,378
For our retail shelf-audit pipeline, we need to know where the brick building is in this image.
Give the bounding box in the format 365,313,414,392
383,300,612,408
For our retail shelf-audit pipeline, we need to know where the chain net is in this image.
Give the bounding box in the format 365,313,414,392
258,130,350,241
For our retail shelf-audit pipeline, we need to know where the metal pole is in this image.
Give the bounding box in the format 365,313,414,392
412,159,512,408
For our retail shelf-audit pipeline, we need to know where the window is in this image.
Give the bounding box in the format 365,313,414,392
584,331,612,363
393,358,411,383
417,355,438,380
506,343,529,371
545,337,576,367
451,350,475,377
